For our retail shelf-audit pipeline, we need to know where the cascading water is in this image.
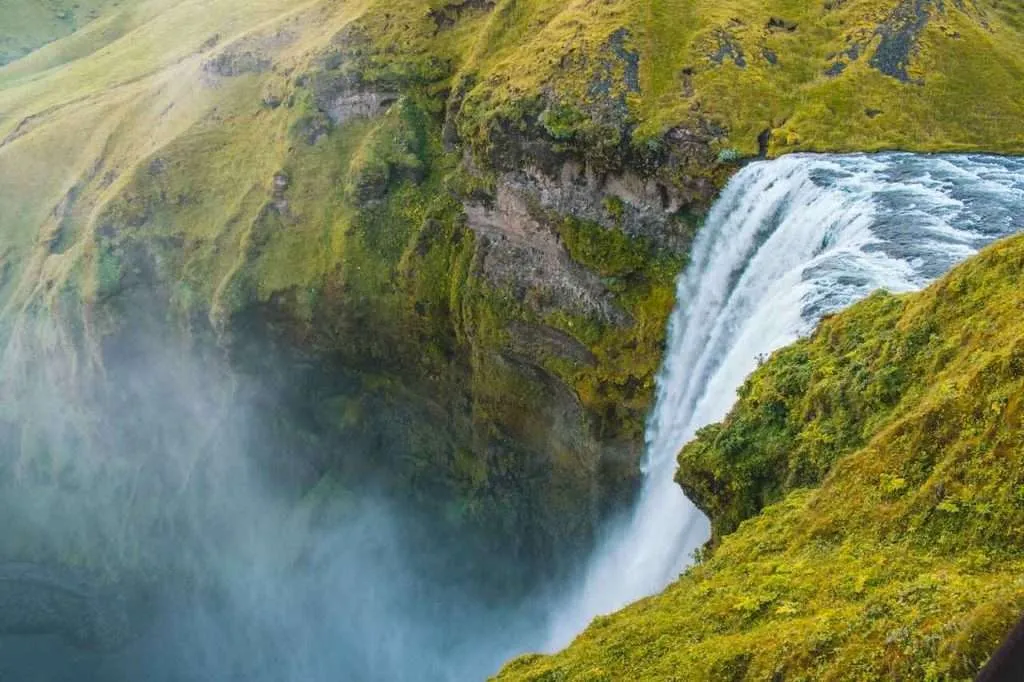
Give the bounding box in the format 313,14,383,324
3,153,1023,682
546,152,1024,650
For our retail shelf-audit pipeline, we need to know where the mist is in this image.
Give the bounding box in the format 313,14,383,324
0,310,550,681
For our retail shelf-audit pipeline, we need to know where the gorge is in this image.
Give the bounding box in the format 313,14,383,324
545,152,1024,650
3,152,1023,681
2,0,1024,680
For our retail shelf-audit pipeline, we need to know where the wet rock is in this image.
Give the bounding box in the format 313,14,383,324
757,128,771,157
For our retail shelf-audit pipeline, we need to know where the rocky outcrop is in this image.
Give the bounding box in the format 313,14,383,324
464,182,624,324
321,88,399,126
201,27,298,80
497,162,694,250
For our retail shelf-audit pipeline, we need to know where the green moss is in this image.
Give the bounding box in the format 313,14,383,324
450,0,1024,169
539,103,587,141
3,0,1020,325
496,234,1024,681
678,290,912,540
346,97,430,201
556,217,647,279
94,241,122,297
1,0,1023,655
602,196,625,225
542,216,688,442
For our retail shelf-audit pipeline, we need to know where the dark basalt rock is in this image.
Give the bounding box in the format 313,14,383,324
766,17,798,32
680,66,696,95
825,61,848,77
507,321,598,368
428,0,497,32
709,29,746,67
977,611,1024,681
870,0,934,83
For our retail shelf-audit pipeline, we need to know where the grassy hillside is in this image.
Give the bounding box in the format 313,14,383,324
497,234,1024,680
1,0,1023,612
3,0,1022,367
0,0,127,65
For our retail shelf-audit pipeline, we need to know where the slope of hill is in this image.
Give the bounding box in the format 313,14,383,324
1,0,1022,618
498,233,1024,680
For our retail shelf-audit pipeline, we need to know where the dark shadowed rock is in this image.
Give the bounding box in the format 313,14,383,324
870,0,933,82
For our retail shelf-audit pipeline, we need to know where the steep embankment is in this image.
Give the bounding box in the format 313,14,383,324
498,233,1024,680
1,0,1023,586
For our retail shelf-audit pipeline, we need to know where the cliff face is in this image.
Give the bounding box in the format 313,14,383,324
1,0,1023,589
497,232,1024,681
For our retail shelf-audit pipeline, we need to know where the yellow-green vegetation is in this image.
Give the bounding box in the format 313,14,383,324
549,216,688,441
496,234,1024,681
1,0,1023,614
0,0,125,66
450,0,1024,165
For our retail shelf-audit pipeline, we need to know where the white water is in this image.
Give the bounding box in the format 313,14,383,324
546,152,1024,649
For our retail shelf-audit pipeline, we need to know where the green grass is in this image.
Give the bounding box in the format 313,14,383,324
450,0,1024,160
496,234,1024,681
1,0,1021,318
0,1,1023,668
0,0,126,66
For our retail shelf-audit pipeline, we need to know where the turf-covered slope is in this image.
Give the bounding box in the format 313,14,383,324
497,235,1024,680
452,0,1024,163
1,0,1023,590
0,0,127,66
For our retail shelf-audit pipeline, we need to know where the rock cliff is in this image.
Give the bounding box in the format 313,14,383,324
1,0,1022,624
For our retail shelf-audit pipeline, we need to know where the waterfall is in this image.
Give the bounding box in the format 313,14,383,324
546,152,1024,650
